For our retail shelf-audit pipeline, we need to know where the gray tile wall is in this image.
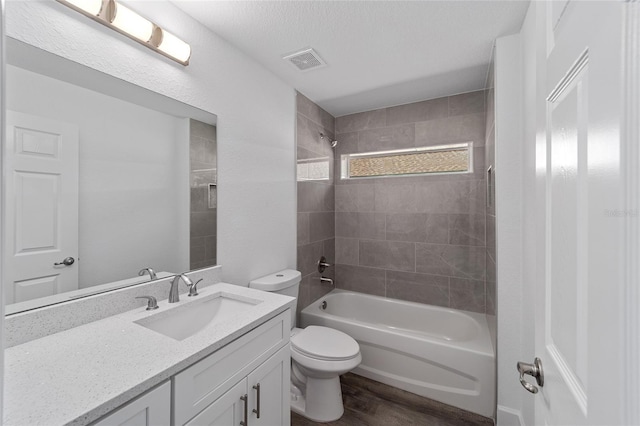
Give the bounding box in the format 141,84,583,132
333,91,490,314
296,93,336,319
190,119,217,270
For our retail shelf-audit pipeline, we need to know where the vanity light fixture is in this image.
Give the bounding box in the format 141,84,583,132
63,0,103,16
157,29,192,64
109,2,154,43
56,0,191,65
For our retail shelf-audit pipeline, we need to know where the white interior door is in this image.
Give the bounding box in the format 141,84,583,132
4,111,79,304
533,2,626,424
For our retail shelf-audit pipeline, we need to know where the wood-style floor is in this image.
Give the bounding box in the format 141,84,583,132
291,373,494,426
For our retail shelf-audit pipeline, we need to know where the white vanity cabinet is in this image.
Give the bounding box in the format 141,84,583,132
3,281,295,426
92,381,171,426
174,311,291,426
184,346,289,426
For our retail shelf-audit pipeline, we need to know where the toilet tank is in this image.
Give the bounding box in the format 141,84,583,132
249,269,301,327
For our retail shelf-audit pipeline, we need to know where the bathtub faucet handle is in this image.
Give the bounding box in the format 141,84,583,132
317,256,332,273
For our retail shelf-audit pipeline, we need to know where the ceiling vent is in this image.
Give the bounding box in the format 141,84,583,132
282,48,326,72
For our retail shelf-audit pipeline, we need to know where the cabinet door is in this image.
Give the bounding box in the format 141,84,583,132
94,381,170,426
247,346,291,426
174,311,290,425
185,379,248,426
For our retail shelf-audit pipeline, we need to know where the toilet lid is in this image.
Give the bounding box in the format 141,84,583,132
290,326,359,361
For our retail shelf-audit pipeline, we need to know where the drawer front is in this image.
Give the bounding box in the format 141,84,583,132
93,381,170,426
174,310,290,425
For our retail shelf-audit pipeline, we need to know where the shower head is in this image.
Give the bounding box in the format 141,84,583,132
320,132,338,148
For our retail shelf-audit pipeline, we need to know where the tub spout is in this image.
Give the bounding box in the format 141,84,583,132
320,276,333,285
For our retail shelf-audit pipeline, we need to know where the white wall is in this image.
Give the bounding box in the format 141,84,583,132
495,3,543,425
519,3,539,425
494,33,525,426
7,65,189,288
5,0,297,286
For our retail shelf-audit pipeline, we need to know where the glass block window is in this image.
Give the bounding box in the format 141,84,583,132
341,142,473,179
297,157,330,181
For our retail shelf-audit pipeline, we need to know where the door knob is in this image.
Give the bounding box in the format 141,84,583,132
517,357,544,394
54,257,75,266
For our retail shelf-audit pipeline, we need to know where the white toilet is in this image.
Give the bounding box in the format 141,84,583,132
249,269,361,422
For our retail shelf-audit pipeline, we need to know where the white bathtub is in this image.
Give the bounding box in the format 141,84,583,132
300,289,495,418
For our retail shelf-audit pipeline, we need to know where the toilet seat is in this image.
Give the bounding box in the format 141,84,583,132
291,326,360,361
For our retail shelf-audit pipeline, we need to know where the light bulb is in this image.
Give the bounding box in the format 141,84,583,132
158,29,191,64
111,3,153,42
64,0,103,15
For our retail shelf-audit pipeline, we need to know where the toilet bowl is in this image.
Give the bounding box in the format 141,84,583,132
249,270,361,422
289,326,361,422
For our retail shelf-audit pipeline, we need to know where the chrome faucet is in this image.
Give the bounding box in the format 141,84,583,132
138,267,157,281
169,274,193,303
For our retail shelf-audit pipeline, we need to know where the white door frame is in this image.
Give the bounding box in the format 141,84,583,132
622,2,640,425
0,0,6,420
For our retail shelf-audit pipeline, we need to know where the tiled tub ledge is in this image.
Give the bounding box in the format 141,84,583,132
3,283,295,426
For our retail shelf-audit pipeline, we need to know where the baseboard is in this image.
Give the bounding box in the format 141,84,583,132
497,405,524,426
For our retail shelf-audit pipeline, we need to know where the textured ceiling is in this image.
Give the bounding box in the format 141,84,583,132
173,0,530,117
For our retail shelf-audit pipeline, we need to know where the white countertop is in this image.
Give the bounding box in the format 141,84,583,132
3,283,295,426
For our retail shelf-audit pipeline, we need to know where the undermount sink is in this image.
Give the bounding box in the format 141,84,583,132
135,293,261,341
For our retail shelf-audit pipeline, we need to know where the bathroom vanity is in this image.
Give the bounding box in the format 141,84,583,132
3,283,295,426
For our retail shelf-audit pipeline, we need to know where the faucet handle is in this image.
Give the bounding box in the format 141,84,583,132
317,256,332,273
135,296,159,310
189,279,203,297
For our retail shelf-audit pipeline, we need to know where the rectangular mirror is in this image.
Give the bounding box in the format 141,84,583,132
4,38,217,315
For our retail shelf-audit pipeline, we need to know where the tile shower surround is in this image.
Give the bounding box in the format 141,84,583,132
296,93,336,318
190,119,217,270
296,90,490,315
